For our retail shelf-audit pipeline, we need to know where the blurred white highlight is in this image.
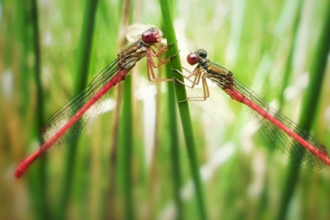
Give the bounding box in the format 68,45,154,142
284,72,309,101
1,69,13,99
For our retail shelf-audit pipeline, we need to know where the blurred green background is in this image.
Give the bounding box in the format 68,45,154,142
1,0,330,219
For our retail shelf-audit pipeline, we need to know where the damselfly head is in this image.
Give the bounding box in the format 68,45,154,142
187,49,208,65
142,28,161,44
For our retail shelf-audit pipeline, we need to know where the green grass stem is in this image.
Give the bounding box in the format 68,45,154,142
116,1,135,219
278,0,303,109
104,0,131,217
164,62,184,220
15,0,29,117
159,1,208,219
57,0,99,219
276,3,330,220
119,74,135,220
27,0,51,219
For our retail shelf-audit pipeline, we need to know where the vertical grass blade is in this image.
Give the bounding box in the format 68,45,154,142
256,1,303,217
278,0,303,109
119,74,135,220
15,0,29,117
27,0,51,219
113,1,135,219
276,3,330,220
164,62,184,220
159,1,208,219
101,1,130,219
57,0,99,219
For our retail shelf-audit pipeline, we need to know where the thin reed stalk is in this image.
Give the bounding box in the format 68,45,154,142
57,0,99,219
276,3,330,219
27,0,51,219
159,0,208,219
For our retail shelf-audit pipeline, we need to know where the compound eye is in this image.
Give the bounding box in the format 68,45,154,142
141,30,160,43
187,53,198,65
141,31,152,43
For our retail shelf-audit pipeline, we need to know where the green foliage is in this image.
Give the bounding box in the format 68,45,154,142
1,0,330,220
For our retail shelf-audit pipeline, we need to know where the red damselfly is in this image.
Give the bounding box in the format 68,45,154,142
175,49,329,172
14,27,173,178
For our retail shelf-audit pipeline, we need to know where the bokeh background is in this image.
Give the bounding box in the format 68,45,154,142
1,0,330,219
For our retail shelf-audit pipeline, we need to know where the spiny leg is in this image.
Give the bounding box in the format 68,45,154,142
146,56,173,82
181,67,198,80
146,49,179,82
173,67,197,84
151,41,175,55
152,44,168,54
172,68,201,89
149,48,177,68
178,76,210,103
202,77,210,99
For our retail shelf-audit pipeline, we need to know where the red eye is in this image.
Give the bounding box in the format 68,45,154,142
187,53,198,65
141,30,160,43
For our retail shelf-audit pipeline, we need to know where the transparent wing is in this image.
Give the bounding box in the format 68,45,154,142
234,79,328,172
39,60,120,147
